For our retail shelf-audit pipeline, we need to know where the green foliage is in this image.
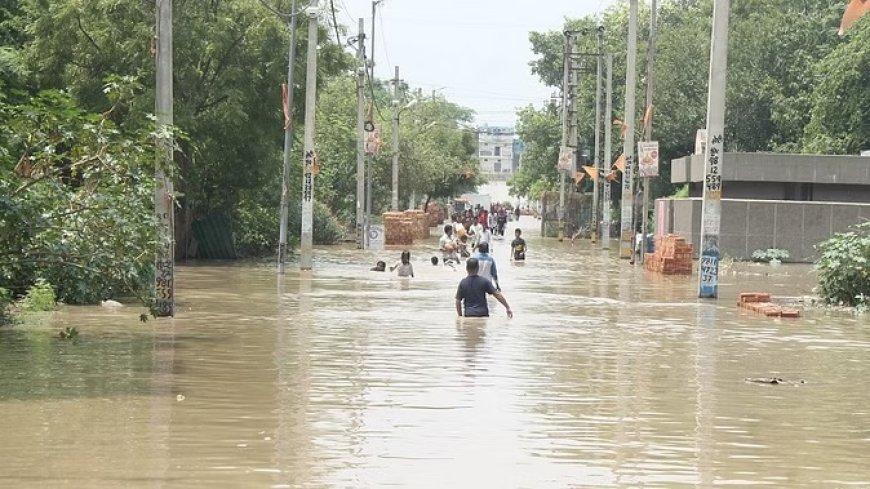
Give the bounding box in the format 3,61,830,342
519,0,854,200
311,201,344,245
803,19,870,154
20,279,55,312
509,104,560,199
751,248,790,263
671,185,689,198
815,222,870,307
0,86,163,305
0,286,11,325
16,0,352,259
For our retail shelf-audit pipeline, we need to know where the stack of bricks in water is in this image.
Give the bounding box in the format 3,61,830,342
738,293,801,318
425,202,445,227
383,212,414,245
404,209,430,240
644,234,694,275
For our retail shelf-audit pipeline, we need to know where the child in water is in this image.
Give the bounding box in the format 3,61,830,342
511,228,527,261
390,250,415,277
457,235,471,258
371,260,387,271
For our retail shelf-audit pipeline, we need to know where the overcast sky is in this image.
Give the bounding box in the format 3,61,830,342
334,0,616,128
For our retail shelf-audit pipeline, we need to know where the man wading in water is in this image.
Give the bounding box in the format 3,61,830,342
455,258,513,318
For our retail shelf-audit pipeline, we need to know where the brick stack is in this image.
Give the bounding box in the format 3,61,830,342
425,202,445,227
404,209,430,240
644,234,694,275
738,293,801,318
383,212,414,245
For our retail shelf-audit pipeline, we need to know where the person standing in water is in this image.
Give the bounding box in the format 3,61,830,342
390,250,414,277
439,224,458,265
511,228,527,261
455,258,512,318
473,242,500,290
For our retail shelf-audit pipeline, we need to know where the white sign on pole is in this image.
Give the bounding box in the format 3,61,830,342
695,129,707,155
557,146,574,171
638,141,660,177
368,224,385,250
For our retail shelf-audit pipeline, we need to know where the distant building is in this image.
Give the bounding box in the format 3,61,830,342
477,125,521,181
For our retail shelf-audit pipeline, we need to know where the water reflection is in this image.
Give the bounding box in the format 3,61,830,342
0,217,868,488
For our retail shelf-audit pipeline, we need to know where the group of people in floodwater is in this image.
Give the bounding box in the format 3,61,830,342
450,204,520,240
370,205,526,318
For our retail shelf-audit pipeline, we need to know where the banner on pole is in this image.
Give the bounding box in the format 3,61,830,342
365,128,382,155
638,141,659,177
557,146,574,171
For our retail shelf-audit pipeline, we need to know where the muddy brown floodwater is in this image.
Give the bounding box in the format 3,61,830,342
1,216,868,488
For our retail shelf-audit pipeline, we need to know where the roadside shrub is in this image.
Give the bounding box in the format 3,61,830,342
20,279,56,312
311,201,344,245
0,287,12,325
815,222,870,307
234,198,344,258
752,248,790,263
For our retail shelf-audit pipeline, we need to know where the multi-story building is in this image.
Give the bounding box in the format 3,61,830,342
477,125,521,181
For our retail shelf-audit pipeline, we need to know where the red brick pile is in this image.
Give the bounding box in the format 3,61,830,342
425,202,445,227
383,212,414,245
404,209,430,240
644,234,694,275
738,293,801,318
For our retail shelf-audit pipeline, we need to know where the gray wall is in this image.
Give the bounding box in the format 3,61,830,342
660,198,870,262
672,152,870,186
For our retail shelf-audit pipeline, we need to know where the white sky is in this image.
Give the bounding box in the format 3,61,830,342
333,0,616,127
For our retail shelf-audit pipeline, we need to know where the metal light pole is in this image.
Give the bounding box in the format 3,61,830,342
155,0,175,317
355,19,366,249
391,65,400,211
278,0,299,274
698,0,731,298
619,0,639,259
640,0,658,263
299,6,319,270
592,25,604,244
602,53,614,250
558,31,574,241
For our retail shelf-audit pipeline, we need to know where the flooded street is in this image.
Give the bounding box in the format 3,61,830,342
1,216,868,488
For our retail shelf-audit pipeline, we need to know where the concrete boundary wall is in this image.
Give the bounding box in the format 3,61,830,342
659,198,870,262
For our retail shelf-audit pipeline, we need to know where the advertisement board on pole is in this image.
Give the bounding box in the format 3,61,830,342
638,141,659,178
557,146,574,171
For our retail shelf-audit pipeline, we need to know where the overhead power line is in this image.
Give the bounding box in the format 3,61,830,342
329,0,342,46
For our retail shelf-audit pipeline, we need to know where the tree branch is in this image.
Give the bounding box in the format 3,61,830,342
76,13,103,56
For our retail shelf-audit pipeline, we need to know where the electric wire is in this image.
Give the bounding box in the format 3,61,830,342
329,0,342,47
377,8,393,73
255,0,306,18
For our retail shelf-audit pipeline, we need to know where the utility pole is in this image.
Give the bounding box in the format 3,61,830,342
355,19,366,249
154,0,175,317
278,0,299,274
602,53,613,250
641,0,658,263
619,0,638,260
698,0,731,298
370,0,384,69
391,65,400,211
592,25,604,244
365,129,373,247
299,6,319,270
558,31,574,241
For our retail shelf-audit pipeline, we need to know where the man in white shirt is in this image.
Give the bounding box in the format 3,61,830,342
469,219,484,249
438,224,459,264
